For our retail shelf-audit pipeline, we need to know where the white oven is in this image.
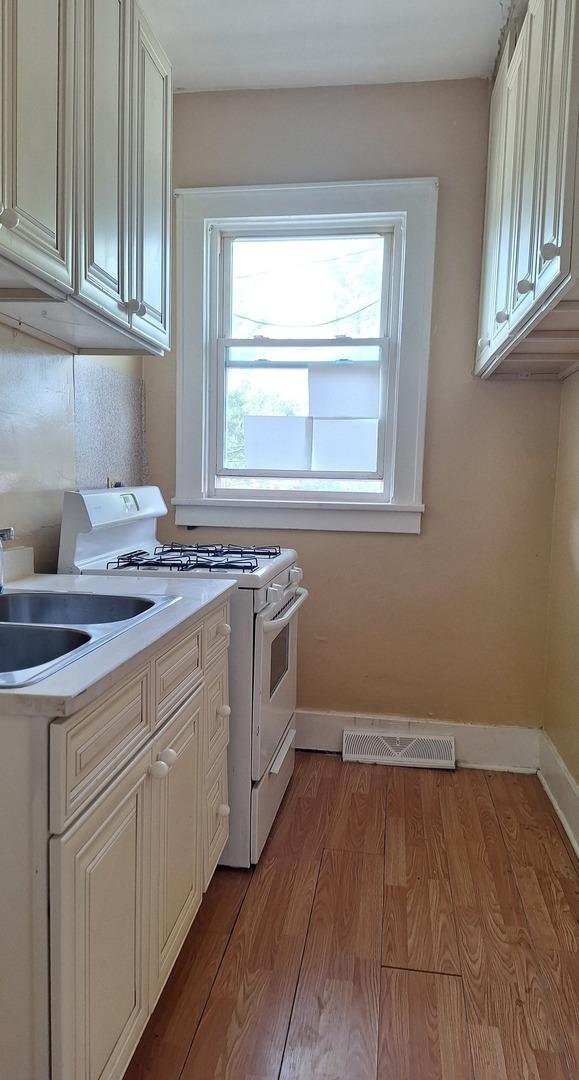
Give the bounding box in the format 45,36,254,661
252,583,308,781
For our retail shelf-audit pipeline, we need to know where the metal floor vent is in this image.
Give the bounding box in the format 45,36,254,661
342,729,456,769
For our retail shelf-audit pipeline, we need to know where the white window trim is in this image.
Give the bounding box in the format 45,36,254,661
174,179,438,534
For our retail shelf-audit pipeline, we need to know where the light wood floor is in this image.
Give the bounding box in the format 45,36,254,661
125,752,579,1079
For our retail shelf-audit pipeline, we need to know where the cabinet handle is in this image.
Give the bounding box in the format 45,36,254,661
495,310,509,324
0,208,20,229
516,278,534,295
217,622,231,638
149,760,170,779
478,336,490,350
158,747,178,767
120,298,147,317
541,242,560,261
217,704,231,719
216,803,230,818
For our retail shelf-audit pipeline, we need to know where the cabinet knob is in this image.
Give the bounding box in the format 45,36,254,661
158,747,178,767
478,336,490,350
217,704,231,719
121,298,147,317
149,760,170,779
516,278,534,295
495,310,509,324
541,242,560,261
216,803,230,818
0,208,20,229
217,622,231,638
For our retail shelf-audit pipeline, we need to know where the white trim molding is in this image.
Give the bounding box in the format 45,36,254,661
173,178,438,533
295,709,540,772
538,734,579,859
294,708,579,856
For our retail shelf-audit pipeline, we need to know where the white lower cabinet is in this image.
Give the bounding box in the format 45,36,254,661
149,686,203,1005
47,610,230,1079
50,749,151,1080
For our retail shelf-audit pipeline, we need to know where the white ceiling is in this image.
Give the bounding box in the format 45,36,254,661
140,0,504,93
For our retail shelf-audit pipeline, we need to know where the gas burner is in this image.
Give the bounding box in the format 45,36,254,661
226,544,282,559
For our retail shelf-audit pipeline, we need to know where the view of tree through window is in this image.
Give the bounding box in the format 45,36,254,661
221,234,387,489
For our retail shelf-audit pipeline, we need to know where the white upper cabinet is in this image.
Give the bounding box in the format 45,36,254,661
76,0,131,326
0,0,75,291
0,0,172,355
476,0,579,379
129,1,172,350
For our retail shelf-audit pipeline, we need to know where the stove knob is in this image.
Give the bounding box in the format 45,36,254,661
267,583,283,603
289,566,303,585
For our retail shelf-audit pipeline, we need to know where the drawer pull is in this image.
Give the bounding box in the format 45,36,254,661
149,760,170,779
158,747,178,767
120,298,147,317
217,622,231,638
216,803,230,818
541,242,560,260
495,310,509,324
217,704,231,719
0,208,20,229
516,278,534,295
478,336,490,350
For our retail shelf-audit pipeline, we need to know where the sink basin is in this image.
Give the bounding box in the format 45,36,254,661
0,592,155,625
0,625,91,684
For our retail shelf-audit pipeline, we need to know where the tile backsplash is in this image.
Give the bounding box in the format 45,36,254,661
0,325,144,571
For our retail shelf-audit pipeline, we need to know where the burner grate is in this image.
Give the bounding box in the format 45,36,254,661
107,545,260,573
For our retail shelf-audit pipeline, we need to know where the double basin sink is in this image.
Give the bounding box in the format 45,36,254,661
0,591,179,688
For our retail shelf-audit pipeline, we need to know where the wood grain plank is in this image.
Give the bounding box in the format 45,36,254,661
378,967,473,1080
280,849,383,1080
382,768,460,975
124,869,251,1079
180,856,318,1080
325,760,387,854
262,752,343,862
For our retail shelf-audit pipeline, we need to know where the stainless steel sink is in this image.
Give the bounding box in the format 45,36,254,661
0,591,180,688
0,625,92,686
0,592,155,625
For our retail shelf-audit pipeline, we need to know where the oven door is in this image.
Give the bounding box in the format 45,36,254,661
251,586,308,782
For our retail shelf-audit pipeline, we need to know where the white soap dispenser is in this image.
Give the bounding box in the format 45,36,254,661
0,527,15,593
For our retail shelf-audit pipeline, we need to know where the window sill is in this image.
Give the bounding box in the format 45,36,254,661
172,497,424,534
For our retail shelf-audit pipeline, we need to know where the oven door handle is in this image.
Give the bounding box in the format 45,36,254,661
262,587,309,634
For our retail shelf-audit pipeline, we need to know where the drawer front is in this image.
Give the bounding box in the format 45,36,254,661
50,667,151,833
155,624,203,725
204,603,230,667
205,655,230,772
204,753,229,889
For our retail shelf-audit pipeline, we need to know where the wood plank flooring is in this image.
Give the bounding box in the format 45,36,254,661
124,752,579,1080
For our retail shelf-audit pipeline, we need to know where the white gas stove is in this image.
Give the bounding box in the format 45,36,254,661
58,486,308,866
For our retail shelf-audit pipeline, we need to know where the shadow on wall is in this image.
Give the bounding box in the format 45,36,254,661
74,356,147,489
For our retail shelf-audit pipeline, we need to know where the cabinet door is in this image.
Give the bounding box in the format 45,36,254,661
535,0,576,299
476,43,510,372
494,27,528,337
0,0,74,289
50,750,151,1080
510,0,549,324
76,0,131,326
149,686,203,1006
128,1,172,350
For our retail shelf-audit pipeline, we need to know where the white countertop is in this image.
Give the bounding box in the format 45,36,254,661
0,573,236,718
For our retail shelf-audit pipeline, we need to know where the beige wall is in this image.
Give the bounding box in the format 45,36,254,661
0,326,143,571
545,372,579,781
145,79,562,728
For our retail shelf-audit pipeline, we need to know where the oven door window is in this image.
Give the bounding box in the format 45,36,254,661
270,623,290,697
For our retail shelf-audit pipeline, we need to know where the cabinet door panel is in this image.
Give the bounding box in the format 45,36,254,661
50,751,150,1080
149,686,203,1005
129,2,172,349
511,0,549,323
0,0,74,288
536,0,575,298
77,0,130,323
495,28,528,332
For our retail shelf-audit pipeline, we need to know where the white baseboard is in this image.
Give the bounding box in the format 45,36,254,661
295,709,540,772
295,709,579,857
538,734,579,859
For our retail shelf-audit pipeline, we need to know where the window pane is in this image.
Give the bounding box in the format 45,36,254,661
216,476,384,493
224,368,308,470
229,236,385,338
